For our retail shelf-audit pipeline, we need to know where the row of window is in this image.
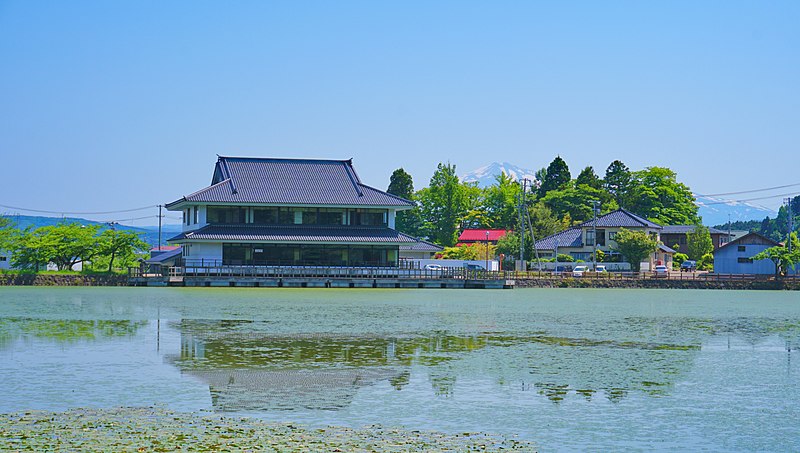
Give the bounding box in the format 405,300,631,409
221,244,398,267
184,206,389,227
585,229,617,247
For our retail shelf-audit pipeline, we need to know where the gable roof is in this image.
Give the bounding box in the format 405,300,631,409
576,209,662,229
661,225,726,235
716,231,781,251
399,239,445,252
458,229,510,242
534,228,583,250
166,156,415,209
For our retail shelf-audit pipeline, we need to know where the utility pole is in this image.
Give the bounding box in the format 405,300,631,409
591,200,600,270
788,198,794,254
517,179,528,271
727,214,732,245
158,205,163,251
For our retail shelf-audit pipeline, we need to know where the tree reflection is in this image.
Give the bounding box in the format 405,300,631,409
0,318,146,345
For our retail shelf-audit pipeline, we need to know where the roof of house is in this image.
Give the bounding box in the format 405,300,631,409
458,229,510,242
534,228,583,250
716,231,781,251
146,247,182,264
149,245,181,252
399,239,445,252
167,225,418,244
659,244,677,254
576,209,662,229
661,225,726,235
166,156,415,209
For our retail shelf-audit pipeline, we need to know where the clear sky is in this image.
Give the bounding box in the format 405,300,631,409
1,1,798,225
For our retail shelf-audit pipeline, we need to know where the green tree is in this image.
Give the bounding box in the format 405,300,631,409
612,228,659,272
603,160,633,207
387,168,423,236
752,232,800,278
686,225,714,260
483,173,521,230
673,252,689,269
417,163,470,246
537,156,571,197
576,166,602,190
0,217,17,252
626,167,699,225
96,229,149,272
697,252,714,272
541,184,618,224
13,223,100,271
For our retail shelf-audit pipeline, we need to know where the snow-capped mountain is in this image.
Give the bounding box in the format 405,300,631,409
694,195,776,226
461,162,538,187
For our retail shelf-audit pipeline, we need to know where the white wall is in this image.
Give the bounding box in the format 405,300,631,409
408,259,499,271
184,242,222,263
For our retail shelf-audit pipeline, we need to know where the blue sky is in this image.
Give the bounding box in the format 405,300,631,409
1,1,798,225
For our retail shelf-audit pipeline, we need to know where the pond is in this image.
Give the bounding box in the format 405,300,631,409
1,287,799,451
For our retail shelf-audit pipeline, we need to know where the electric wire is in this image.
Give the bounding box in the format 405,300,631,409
0,203,157,215
697,182,800,197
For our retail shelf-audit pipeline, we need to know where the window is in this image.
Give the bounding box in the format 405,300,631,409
350,209,388,226
738,246,746,252
738,257,753,264
193,207,198,224
183,209,188,225
585,230,595,247
596,229,606,246
0,256,7,262
678,236,687,245
608,231,617,241
253,207,279,224
207,207,246,224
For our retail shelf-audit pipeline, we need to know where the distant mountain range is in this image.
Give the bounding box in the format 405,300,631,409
1,215,182,248
461,162,777,225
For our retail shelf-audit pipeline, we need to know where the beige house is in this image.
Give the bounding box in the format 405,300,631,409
534,209,673,270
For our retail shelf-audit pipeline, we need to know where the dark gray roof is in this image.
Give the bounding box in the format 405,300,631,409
661,225,726,235
534,228,583,250
146,247,182,263
168,225,418,244
399,239,444,252
658,244,677,253
716,231,781,250
166,157,414,208
577,209,662,229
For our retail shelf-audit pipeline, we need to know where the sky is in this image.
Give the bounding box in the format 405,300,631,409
1,1,798,226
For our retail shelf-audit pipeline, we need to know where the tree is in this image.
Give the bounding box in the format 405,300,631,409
387,168,423,236
96,229,149,272
576,166,602,190
537,156,571,197
752,232,800,279
604,160,632,207
13,223,101,271
540,184,618,225
483,173,521,230
625,167,699,225
0,217,17,252
611,228,659,272
416,163,470,246
686,225,714,260
440,243,495,261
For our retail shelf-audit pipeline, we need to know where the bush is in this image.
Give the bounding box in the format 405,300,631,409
673,252,689,270
698,253,714,271
556,253,574,262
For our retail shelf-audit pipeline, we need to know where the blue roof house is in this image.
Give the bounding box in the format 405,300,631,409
165,156,417,267
713,232,795,275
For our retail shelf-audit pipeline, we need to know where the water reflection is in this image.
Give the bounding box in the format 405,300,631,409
169,319,708,409
0,318,146,347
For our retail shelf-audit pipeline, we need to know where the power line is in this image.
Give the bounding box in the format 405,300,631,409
697,191,800,206
0,203,157,215
697,182,800,197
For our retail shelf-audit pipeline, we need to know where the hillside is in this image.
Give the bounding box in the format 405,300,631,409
1,215,182,247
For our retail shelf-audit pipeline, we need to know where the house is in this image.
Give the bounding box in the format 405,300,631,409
146,246,183,267
399,239,444,260
165,156,417,267
534,209,668,269
660,225,729,253
0,250,9,270
457,229,510,246
713,232,796,275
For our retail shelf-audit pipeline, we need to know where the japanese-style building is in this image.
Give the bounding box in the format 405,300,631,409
165,156,418,267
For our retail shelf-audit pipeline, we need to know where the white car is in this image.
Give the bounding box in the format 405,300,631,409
572,265,588,277
595,265,607,273
424,264,443,271
653,265,669,278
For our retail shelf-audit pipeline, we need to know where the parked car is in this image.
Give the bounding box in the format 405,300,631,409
572,265,588,277
424,264,443,271
463,263,485,271
654,265,669,278
680,260,697,272
595,265,607,273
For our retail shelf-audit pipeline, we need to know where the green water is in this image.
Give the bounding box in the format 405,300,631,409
1,287,799,451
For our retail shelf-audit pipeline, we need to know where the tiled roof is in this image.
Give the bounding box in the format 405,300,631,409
661,225,726,235
167,225,418,244
534,228,583,250
659,244,677,253
458,229,510,242
399,240,444,252
577,209,662,229
166,157,415,208
146,247,182,263
716,231,781,250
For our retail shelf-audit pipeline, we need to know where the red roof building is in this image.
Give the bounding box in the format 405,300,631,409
457,229,510,245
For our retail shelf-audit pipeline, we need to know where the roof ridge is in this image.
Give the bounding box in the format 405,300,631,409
217,155,354,164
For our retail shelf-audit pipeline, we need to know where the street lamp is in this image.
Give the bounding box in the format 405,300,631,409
485,231,490,273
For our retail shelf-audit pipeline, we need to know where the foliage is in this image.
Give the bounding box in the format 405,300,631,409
594,249,605,263
537,156,571,197
482,173,521,230
95,230,149,272
752,232,800,278
575,166,602,190
686,225,714,261
387,168,423,237
556,253,574,262
625,167,699,225
0,217,18,251
11,223,101,271
673,252,689,265
440,243,495,261
540,184,617,224
525,202,566,241
603,160,633,207
416,163,471,246
698,253,714,271
611,228,659,272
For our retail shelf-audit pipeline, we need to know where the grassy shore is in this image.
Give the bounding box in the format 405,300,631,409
0,407,536,452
